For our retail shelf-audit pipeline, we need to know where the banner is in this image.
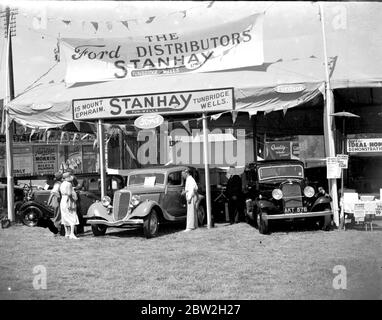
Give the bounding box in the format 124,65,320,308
34,145,58,175
73,88,234,120
62,14,264,83
347,138,382,153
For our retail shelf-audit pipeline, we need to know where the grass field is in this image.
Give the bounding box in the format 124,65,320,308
0,220,381,300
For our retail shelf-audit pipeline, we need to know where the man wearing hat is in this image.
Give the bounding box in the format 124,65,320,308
47,171,63,231
59,172,80,239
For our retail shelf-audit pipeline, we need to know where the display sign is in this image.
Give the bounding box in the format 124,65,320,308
336,154,349,169
265,141,291,160
34,145,58,175
326,157,341,179
347,138,382,153
61,14,264,83
73,88,234,120
134,114,164,129
13,146,34,176
274,84,306,94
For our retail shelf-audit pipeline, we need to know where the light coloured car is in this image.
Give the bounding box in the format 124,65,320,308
86,166,206,238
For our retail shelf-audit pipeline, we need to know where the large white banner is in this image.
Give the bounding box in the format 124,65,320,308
62,14,264,83
73,88,234,120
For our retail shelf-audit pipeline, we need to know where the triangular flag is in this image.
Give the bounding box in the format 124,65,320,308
73,121,81,131
180,10,187,18
60,131,67,144
282,106,288,116
181,120,191,134
207,1,215,8
106,21,113,31
62,20,71,28
30,129,36,142
81,21,86,31
91,21,99,32
211,112,223,121
46,130,52,143
93,132,98,149
146,16,155,24
121,21,129,29
231,111,238,124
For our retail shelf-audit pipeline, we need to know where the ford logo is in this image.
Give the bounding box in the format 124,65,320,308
134,114,164,129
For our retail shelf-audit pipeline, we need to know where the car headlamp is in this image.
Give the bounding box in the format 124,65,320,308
272,189,283,200
304,186,315,198
101,196,111,207
130,195,141,207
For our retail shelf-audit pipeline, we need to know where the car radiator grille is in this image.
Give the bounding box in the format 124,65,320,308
282,183,303,208
113,191,131,221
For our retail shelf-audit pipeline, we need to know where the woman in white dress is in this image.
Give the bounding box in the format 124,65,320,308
60,172,79,239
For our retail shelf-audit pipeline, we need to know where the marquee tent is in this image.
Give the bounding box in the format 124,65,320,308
6,1,382,128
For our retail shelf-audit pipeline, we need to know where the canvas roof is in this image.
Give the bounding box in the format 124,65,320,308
6,1,382,129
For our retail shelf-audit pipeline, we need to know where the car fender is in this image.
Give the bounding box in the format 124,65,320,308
131,200,163,218
19,200,52,218
257,199,277,214
311,196,331,211
86,202,110,220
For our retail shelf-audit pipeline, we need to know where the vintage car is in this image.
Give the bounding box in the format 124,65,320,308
18,174,125,232
0,183,26,223
86,166,206,238
244,160,333,234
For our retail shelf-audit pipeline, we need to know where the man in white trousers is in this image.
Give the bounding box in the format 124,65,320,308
182,168,198,232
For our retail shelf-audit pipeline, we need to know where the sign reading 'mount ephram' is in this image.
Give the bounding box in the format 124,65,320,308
72,88,234,120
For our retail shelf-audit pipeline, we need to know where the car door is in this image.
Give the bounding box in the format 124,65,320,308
162,170,187,218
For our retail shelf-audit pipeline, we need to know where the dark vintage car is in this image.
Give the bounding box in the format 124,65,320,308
0,183,26,222
86,165,206,238
18,174,125,231
244,160,333,234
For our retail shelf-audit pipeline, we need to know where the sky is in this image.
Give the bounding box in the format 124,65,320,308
0,0,272,100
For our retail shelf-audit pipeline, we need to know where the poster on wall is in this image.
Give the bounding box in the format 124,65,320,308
326,157,341,179
82,145,98,173
265,141,291,160
62,13,264,83
34,145,58,175
13,146,34,176
67,145,83,174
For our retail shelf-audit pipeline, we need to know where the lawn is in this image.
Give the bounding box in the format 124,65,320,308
0,221,381,300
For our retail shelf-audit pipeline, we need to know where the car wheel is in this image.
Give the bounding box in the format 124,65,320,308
321,210,332,231
21,207,41,227
91,224,107,236
257,212,269,235
143,209,159,239
197,205,206,227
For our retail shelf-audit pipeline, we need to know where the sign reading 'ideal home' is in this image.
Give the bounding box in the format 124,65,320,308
72,88,234,120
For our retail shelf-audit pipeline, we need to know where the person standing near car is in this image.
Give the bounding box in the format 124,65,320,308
47,171,63,232
60,172,79,239
182,168,198,232
226,173,244,224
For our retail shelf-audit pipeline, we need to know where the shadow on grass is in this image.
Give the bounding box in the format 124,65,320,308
79,221,187,239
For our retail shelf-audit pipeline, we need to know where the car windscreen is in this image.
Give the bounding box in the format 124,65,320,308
127,173,165,186
258,165,304,181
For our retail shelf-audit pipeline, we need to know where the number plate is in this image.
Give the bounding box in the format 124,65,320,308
284,207,308,214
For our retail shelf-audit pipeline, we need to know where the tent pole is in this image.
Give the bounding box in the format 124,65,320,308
252,114,257,164
5,6,15,222
98,119,107,198
202,112,212,228
319,2,339,228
